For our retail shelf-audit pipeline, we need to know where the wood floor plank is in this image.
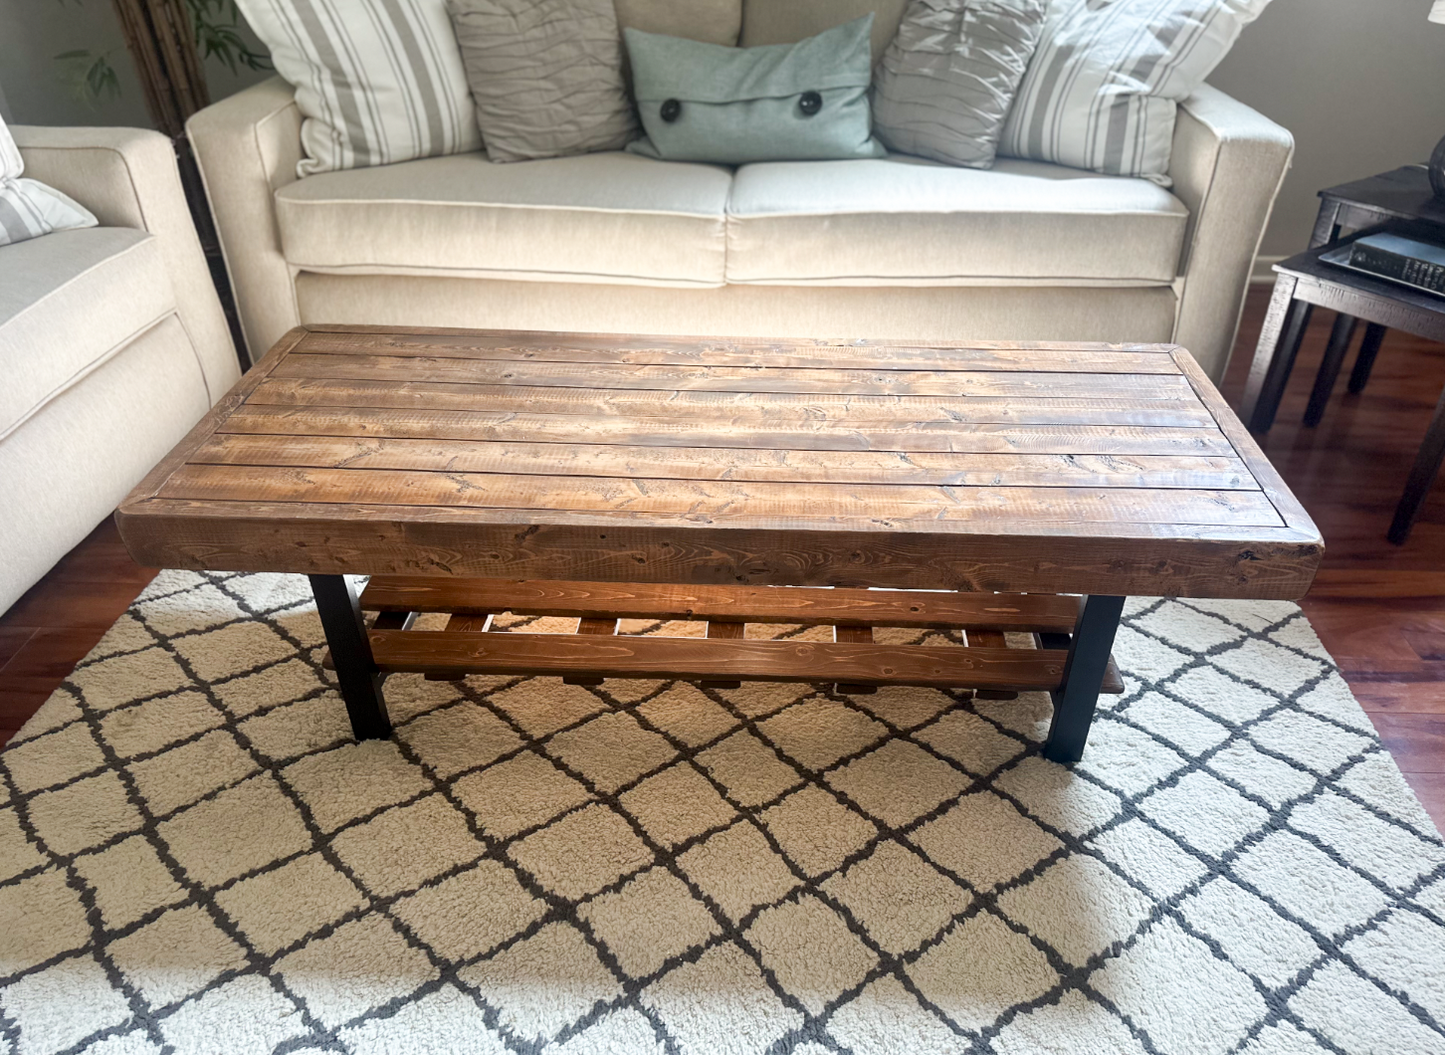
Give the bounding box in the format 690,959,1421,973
272,354,1198,400
154,466,1287,527
295,330,1185,373
0,578,154,630
220,406,1241,457
1368,714,1445,773
1401,773,1445,824
0,627,36,670
0,627,110,681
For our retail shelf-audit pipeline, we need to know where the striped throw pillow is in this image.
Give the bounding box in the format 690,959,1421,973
0,116,97,247
998,0,1271,183
236,0,482,176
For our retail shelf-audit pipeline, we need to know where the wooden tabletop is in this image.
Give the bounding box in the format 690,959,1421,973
116,327,1323,599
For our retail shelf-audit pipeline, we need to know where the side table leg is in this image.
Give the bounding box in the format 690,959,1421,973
1387,385,1445,546
1042,595,1126,764
1348,323,1387,395
1240,274,1308,433
1304,313,1358,427
310,574,391,739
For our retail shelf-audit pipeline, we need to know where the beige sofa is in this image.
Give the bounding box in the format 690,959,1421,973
1,127,239,613
188,1,1293,381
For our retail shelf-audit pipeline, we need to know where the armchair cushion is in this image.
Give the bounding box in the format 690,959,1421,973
0,228,180,438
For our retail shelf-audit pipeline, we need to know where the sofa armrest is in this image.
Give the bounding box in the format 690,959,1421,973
12,125,241,400
186,76,304,362
1168,84,1293,382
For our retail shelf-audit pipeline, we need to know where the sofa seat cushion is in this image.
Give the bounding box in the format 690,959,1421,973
0,227,178,438
275,151,732,287
725,154,1189,285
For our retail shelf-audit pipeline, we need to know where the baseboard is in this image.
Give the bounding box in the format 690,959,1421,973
1251,254,1285,284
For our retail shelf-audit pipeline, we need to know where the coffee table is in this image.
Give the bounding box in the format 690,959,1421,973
116,326,1323,762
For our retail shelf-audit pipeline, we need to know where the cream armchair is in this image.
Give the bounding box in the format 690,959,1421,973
0,127,239,613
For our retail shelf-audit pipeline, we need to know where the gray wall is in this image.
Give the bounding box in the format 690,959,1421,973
1209,0,1445,259
0,0,271,130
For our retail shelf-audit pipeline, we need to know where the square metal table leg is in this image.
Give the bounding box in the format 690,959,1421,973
1042,595,1126,764
310,574,391,740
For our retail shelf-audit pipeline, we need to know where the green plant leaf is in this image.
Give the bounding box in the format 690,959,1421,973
186,0,273,73
54,49,122,106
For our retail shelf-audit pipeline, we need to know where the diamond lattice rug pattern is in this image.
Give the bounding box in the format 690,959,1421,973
1,571,1444,1055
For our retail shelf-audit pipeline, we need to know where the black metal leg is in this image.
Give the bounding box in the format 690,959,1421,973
1387,384,1445,546
1304,313,1358,427
1042,595,1125,764
1241,274,1310,434
1348,323,1387,395
310,574,391,739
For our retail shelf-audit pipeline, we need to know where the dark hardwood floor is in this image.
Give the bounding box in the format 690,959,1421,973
2,288,1442,825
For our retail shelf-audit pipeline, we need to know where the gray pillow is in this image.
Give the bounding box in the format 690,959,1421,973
448,0,639,163
872,0,1046,169
624,15,886,164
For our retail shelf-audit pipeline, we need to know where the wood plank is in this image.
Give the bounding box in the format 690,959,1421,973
359,577,1087,631
833,624,877,695
367,629,1071,690
444,613,492,632
564,617,617,685
269,355,1197,400
967,630,1018,700
423,612,490,678
115,499,1324,599
322,609,413,670
154,466,1286,527
249,377,1214,429
189,435,1259,491
219,406,1241,457
295,330,1185,373
701,620,745,689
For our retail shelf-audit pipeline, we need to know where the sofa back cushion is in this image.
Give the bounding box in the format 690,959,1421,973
617,0,742,45
740,0,908,64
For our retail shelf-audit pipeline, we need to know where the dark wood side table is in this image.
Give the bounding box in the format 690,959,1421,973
1239,166,1445,544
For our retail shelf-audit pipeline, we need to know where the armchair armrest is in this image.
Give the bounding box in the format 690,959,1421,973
12,125,240,398
186,76,305,361
1169,84,1294,381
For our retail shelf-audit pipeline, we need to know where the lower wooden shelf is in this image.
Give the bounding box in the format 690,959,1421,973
319,576,1125,696
369,630,1073,691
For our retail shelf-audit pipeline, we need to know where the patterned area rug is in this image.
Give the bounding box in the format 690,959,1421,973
2,571,1444,1055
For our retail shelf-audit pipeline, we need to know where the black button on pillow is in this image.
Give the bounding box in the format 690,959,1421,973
660,98,682,123
798,91,823,116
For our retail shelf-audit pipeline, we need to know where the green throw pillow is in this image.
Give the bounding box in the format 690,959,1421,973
624,15,885,164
